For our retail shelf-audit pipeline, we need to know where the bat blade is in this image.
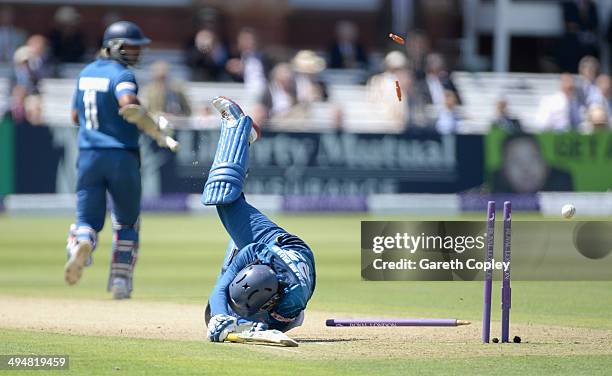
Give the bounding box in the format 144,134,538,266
226,330,298,347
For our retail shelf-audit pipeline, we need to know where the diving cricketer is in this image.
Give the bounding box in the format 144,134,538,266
203,96,316,342
64,21,179,299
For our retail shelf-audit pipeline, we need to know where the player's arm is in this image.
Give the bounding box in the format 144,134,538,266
115,73,180,151
118,95,180,151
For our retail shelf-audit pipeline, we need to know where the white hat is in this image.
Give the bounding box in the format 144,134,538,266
384,51,408,70
291,50,326,74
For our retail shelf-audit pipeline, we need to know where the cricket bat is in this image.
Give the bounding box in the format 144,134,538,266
226,330,298,347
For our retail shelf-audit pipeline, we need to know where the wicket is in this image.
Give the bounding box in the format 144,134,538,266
482,200,512,344
482,201,495,343
501,201,512,342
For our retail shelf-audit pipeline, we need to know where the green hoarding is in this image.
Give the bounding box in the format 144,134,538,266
0,116,14,195
486,129,612,192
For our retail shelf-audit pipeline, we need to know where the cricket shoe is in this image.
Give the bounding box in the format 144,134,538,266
111,277,131,300
65,224,93,266
211,96,261,143
64,239,93,285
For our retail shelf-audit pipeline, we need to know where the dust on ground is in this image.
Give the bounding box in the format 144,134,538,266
1,295,611,360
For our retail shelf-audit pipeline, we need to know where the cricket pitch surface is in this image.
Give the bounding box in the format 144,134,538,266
1,295,611,360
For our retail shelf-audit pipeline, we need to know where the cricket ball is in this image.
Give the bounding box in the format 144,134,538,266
561,204,576,219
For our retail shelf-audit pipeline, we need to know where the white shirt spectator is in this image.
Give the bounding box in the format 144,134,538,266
535,73,583,131
243,53,266,97
435,90,463,134
535,92,583,131
435,109,462,134
426,74,445,109
587,90,611,116
269,82,293,115
586,74,612,122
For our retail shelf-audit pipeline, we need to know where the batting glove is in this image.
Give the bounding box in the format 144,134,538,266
236,320,269,333
207,314,237,342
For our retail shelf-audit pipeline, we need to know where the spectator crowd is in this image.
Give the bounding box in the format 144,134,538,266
3,1,612,134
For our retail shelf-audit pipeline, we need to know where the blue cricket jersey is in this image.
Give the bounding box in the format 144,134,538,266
209,234,316,330
72,58,140,149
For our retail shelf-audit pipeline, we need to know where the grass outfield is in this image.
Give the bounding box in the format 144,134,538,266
2,329,612,376
1,213,611,375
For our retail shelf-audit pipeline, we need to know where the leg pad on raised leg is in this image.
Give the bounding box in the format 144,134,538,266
202,97,255,206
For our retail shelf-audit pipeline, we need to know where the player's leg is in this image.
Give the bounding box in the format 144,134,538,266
65,150,107,285
201,97,283,248
106,149,142,299
201,96,259,206
216,195,285,249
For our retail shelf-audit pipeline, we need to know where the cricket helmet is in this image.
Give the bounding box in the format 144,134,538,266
102,21,150,66
228,263,281,318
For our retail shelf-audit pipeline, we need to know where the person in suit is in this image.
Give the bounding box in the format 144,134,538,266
492,98,523,134
186,28,229,82
420,53,461,109
328,20,368,69
225,28,269,97
254,63,298,126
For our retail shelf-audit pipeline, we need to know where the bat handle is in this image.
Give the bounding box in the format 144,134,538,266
225,333,242,343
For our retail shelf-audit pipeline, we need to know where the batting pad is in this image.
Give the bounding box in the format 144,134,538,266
108,223,139,292
201,115,253,205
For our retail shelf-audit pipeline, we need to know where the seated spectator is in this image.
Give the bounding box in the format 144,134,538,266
367,51,408,129
0,6,26,63
12,46,39,96
48,6,86,63
587,74,611,119
11,46,43,124
254,63,297,126
435,90,463,134
291,50,328,104
420,53,461,110
141,61,192,117
187,28,229,81
226,28,268,96
328,20,368,69
492,98,522,133
582,104,610,133
26,35,53,79
576,55,599,105
535,73,583,131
